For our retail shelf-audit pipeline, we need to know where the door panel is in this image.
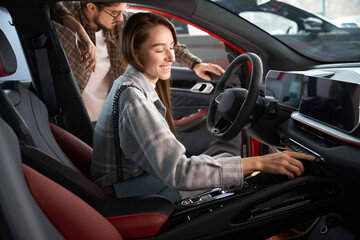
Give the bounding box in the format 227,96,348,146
171,67,218,117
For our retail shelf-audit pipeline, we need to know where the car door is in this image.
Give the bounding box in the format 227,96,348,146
168,19,246,157
171,67,220,156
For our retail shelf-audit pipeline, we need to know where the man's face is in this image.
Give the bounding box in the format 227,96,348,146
93,3,128,31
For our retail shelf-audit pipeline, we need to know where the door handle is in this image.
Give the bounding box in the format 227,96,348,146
190,82,214,94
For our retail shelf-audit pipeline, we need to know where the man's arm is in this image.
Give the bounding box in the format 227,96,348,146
174,43,199,69
51,2,72,24
62,14,97,71
51,2,96,71
175,43,224,80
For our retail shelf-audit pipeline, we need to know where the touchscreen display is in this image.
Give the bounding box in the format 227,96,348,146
300,76,360,132
265,70,305,110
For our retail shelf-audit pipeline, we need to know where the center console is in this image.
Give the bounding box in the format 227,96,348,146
160,164,342,239
178,172,289,208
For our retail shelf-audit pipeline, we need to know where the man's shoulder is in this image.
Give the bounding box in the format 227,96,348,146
62,1,81,10
60,1,82,19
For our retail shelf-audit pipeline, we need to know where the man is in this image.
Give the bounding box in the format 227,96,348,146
52,2,224,123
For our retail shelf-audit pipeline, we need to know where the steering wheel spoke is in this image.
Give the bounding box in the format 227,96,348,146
215,93,224,105
212,117,232,134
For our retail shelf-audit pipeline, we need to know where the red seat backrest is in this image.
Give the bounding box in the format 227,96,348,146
50,122,93,179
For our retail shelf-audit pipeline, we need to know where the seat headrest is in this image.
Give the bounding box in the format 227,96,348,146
0,29,17,77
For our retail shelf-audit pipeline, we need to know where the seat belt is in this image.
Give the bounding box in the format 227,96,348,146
31,33,62,125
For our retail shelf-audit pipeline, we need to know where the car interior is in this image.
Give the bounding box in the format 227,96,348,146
1,0,360,239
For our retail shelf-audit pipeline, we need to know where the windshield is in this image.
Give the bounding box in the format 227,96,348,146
211,0,360,62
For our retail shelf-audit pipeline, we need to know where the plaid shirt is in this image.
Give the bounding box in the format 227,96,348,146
52,2,199,92
91,65,243,195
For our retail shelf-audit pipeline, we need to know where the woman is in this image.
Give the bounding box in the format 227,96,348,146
91,12,314,199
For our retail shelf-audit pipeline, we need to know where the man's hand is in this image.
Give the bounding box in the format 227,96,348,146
76,33,97,72
63,14,97,72
193,63,225,80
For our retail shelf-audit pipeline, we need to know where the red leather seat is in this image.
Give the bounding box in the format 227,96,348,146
23,164,123,240
49,122,93,178
0,116,121,239
0,116,174,239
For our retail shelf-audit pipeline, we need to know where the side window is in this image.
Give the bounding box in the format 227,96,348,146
240,12,297,35
0,7,32,82
169,18,229,69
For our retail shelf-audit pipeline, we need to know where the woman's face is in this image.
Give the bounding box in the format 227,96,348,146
135,25,176,84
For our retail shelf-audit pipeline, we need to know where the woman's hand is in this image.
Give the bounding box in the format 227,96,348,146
193,63,224,80
242,151,316,179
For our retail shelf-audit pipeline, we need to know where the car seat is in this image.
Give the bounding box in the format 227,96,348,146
0,28,92,176
0,114,175,239
0,26,105,200
0,80,112,201
0,116,121,239
0,80,83,174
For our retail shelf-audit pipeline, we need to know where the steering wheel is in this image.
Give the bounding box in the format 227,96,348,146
206,52,263,141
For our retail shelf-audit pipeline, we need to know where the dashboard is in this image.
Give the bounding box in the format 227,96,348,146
265,66,360,182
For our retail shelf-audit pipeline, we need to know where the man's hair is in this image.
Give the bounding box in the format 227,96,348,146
122,12,178,136
81,2,122,9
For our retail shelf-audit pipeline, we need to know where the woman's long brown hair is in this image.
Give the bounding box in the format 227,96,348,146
122,12,177,136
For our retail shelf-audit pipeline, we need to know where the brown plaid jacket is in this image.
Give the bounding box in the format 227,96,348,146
52,2,199,92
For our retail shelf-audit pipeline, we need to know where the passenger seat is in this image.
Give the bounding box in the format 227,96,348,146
0,80,83,173
0,116,123,239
